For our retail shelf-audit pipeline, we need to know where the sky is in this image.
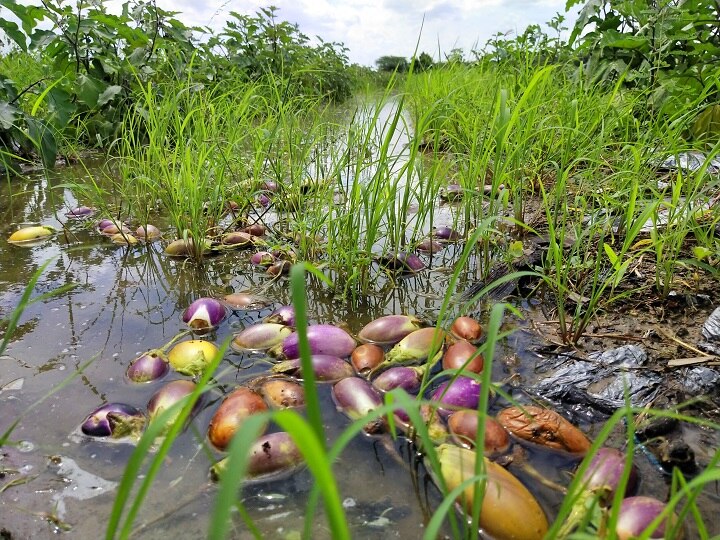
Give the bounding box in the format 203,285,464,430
107,0,578,67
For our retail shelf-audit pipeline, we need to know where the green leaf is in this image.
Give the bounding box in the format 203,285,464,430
97,85,123,107
75,74,104,108
0,19,27,50
603,243,619,267
600,31,649,51
0,101,21,129
25,117,57,169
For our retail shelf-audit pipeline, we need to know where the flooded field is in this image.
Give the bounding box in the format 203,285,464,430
1,158,718,539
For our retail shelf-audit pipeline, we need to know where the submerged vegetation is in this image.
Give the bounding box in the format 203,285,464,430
2,0,720,538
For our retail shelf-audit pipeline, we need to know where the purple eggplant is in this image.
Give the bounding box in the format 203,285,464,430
430,376,482,416
96,218,114,232
357,314,423,346
210,431,304,483
440,183,463,202
271,354,354,382
65,206,95,219
379,252,425,273
126,350,170,383
581,447,638,497
616,496,678,540
222,291,271,310
208,386,269,451
81,403,145,439
332,377,385,434
433,226,461,241
372,366,426,393
269,324,356,360
258,193,271,207
266,260,292,276
264,305,295,327
250,251,276,267
231,323,294,352
135,224,162,240
167,339,219,377
221,231,255,248
147,380,204,431
182,297,227,331
417,238,443,254
371,327,446,373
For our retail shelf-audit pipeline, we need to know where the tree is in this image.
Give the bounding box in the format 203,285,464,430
375,55,408,73
412,52,434,72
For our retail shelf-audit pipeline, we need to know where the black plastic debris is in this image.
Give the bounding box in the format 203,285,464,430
699,306,720,356
656,151,720,175
532,345,662,413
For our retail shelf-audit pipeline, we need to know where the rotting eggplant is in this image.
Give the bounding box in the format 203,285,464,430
264,305,295,327
126,350,170,383
231,323,293,352
371,327,446,374
351,343,384,375
357,314,423,346
255,378,305,409
434,444,549,540
332,377,385,434
210,431,303,483
269,324,356,360
497,405,591,454
447,410,510,455
207,387,269,451
167,339,219,377
221,291,271,311
81,403,145,439
182,297,227,331
441,340,484,373
449,316,483,343
271,354,354,382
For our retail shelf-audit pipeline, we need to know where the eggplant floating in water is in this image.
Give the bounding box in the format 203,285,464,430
351,343,384,375
272,354,354,382
449,316,483,343
231,323,293,352
497,405,591,454
372,365,426,394
269,324,356,360
147,380,204,432
441,340,484,374
332,377,385,434
182,297,227,331
126,350,170,383
207,386,268,451
211,431,303,483
447,410,510,455
430,376,483,416
616,496,680,540
167,339,219,377
264,305,295,327
8,225,55,245
357,314,423,346
81,403,145,439
371,327,446,374
434,444,548,540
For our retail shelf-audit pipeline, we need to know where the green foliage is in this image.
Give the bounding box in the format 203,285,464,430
375,55,409,73
567,0,720,122
0,1,354,171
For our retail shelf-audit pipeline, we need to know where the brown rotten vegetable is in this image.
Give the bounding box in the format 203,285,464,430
447,410,510,455
211,431,303,483
497,405,591,454
208,387,269,451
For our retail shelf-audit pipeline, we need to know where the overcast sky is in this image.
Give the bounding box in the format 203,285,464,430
109,0,578,67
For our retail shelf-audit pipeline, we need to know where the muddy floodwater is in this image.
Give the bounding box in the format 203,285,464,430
1,162,719,539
